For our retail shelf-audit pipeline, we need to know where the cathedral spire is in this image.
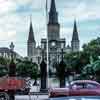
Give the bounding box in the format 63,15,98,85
71,19,80,52
49,0,58,24
50,0,56,13
72,20,79,41
28,16,35,43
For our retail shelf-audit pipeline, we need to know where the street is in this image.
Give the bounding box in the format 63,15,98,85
15,96,100,100
15,95,48,100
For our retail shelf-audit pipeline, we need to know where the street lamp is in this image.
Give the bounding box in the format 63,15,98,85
37,46,41,65
9,42,15,59
41,43,45,60
58,42,66,88
40,43,47,92
57,49,60,63
9,42,16,100
61,43,64,62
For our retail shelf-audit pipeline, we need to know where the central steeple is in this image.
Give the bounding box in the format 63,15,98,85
50,0,56,13
49,0,58,24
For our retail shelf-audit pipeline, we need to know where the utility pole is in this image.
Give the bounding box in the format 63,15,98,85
46,0,49,89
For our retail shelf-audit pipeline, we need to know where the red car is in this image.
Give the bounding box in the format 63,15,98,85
49,80,100,98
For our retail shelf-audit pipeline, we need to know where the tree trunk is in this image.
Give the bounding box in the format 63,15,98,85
60,77,65,88
33,79,37,86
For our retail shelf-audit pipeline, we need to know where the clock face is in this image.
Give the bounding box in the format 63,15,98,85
51,41,56,47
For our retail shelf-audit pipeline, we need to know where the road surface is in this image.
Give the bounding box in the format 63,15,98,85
15,95,48,100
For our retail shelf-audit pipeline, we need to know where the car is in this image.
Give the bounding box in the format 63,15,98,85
49,80,100,98
69,80,100,96
49,87,69,97
49,96,100,100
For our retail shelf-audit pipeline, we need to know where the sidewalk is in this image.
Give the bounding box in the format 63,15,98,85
15,95,48,100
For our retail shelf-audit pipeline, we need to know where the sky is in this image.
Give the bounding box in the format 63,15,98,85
0,0,100,57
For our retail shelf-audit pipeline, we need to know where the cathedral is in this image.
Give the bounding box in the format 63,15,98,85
27,0,80,71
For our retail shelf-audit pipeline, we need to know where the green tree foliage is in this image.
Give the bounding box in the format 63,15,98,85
16,59,39,79
64,37,100,75
56,61,66,87
82,37,100,61
0,57,8,65
0,65,8,77
0,57,9,77
77,60,100,82
64,52,89,74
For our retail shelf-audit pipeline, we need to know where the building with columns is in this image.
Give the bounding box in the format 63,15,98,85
0,42,22,60
27,0,80,71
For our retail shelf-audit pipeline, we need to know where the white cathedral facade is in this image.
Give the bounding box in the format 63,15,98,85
27,0,80,70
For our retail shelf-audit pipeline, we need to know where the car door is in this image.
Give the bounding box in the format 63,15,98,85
69,83,84,96
69,83,100,96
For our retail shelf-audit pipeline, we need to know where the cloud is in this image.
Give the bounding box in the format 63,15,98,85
0,0,99,56
58,0,100,22
15,0,45,11
15,0,32,5
0,30,16,41
0,0,16,16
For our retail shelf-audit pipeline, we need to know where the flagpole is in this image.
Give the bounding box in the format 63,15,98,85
46,0,49,89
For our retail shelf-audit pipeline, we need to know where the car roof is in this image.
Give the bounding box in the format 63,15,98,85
71,80,100,85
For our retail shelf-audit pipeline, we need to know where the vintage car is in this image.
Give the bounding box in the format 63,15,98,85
49,80,100,98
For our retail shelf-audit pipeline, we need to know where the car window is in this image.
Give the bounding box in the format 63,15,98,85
71,83,84,89
86,83,97,89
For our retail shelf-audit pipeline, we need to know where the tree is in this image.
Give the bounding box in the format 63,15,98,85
16,59,39,81
77,60,100,81
31,63,38,85
82,37,100,61
92,60,100,82
64,52,88,74
0,57,9,77
0,57,8,66
0,65,8,77
56,61,66,88
64,37,100,75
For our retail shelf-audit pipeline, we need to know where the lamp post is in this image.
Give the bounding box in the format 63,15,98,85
61,43,64,62
57,49,60,64
58,43,66,88
9,42,15,76
45,0,49,89
40,43,47,92
8,42,16,100
10,42,14,59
